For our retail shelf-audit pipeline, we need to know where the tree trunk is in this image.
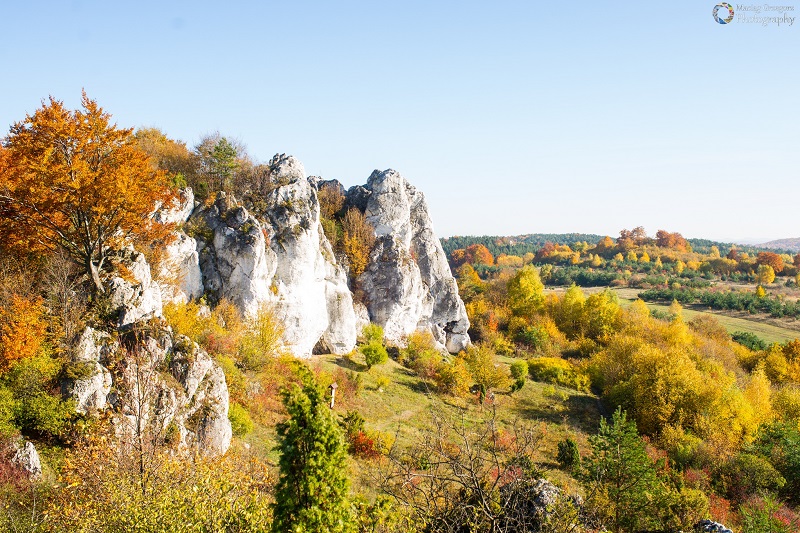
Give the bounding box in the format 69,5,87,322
86,256,104,295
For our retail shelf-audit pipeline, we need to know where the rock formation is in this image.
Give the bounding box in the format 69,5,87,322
354,169,470,352
62,327,114,414
106,248,164,327
62,325,232,456
63,155,466,456
162,155,468,357
192,155,357,357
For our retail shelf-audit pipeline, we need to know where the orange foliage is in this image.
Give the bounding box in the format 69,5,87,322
756,251,784,274
0,92,175,292
617,226,650,249
0,294,46,372
655,230,690,251
594,236,615,253
466,244,494,265
450,243,494,267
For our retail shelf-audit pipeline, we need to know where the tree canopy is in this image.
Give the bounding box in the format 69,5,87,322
0,93,175,293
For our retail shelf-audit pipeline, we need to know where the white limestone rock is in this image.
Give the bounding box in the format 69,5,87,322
62,326,231,456
196,193,277,317
62,327,115,414
12,440,42,479
261,159,357,357
356,169,470,352
268,153,307,184
106,249,163,327
160,232,204,303
154,187,195,225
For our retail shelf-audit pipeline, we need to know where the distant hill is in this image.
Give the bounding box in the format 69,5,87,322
441,233,604,258
441,233,797,259
758,238,800,253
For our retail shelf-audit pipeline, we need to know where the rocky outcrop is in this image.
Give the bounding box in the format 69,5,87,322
62,327,115,414
154,188,195,226
161,232,204,304
106,248,164,327
151,187,204,304
261,157,356,356
196,192,276,317
62,326,232,456
355,169,470,352
193,155,357,357
11,439,42,478
159,155,467,358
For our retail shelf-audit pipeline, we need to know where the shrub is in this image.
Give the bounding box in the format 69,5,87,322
0,385,18,438
773,385,800,421
510,359,528,381
238,304,285,371
400,330,439,366
361,323,384,345
228,402,253,437
434,357,472,395
717,453,785,502
732,331,768,351
509,359,528,393
374,374,391,391
514,325,549,350
528,356,590,392
349,431,382,459
460,343,510,391
556,437,580,470
361,341,388,370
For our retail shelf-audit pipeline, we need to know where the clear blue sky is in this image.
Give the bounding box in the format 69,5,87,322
1,1,798,243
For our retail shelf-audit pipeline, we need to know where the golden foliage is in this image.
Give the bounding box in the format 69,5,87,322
50,433,273,532
0,294,46,373
0,93,175,292
342,208,376,279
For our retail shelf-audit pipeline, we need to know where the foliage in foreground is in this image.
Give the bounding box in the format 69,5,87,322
272,363,354,533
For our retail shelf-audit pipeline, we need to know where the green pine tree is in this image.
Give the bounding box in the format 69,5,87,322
581,407,664,533
272,363,354,533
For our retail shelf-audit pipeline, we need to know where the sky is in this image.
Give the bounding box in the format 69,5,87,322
1,1,798,243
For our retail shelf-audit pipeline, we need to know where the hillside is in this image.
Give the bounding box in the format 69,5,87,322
759,237,800,252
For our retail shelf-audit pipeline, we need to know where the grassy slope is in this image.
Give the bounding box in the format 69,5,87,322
241,354,603,494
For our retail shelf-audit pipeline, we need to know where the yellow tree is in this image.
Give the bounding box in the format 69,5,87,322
0,93,174,294
756,264,776,286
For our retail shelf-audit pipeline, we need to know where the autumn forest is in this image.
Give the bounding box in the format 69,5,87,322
1,95,799,533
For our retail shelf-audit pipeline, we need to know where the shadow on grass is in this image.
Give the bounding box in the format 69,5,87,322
514,388,602,434
333,356,367,373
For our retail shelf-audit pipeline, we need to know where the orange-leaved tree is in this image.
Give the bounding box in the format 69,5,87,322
0,294,46,373
0,93,175,294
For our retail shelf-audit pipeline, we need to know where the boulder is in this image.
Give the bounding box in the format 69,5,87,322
695,519,734,533
356,169,470,352
11,440,42,478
